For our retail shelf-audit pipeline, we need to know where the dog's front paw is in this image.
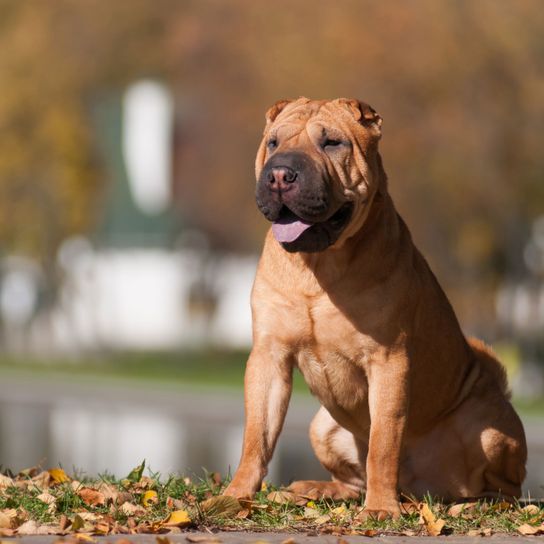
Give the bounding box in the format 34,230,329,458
223,481,258,500
358,502,401,520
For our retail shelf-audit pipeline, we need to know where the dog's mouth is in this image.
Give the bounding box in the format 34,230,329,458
271,203,354,245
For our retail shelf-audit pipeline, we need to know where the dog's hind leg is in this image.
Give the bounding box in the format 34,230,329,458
289,406,366,500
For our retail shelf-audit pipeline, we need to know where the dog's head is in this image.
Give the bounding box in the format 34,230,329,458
255,97,384,253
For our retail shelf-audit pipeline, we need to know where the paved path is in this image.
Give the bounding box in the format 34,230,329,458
3,532,544,543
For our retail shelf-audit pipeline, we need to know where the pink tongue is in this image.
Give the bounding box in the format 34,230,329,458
272,218,313,243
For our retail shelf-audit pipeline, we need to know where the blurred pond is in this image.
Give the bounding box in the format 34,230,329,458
0,374,542,498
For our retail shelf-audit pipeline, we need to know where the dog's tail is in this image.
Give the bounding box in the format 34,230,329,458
468,337,511,399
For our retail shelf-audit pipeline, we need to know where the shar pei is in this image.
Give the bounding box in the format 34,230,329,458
224,97,527,519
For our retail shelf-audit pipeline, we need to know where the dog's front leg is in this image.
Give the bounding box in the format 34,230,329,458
224,346,293,499
361,362,409,519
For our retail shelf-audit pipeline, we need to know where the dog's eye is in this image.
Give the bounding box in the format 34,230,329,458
322,139,342,149
267,138,278,150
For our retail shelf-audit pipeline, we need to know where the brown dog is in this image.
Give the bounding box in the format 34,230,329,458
224,97,527,518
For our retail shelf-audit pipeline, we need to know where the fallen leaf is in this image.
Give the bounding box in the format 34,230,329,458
48,468,70,485
200,495,243,517
315,514,331,525
518,523,544,535
419,503,446,536
331,504,347,516
142,490,158,507
447,502,477,517
126,460,146,483
72,515,85,532
400,502,420,515
77,513,100,522
37,492,57,513
163,510,191,528
490,501,512,512
186,536,223,543
303,507,320,519
17,520,58,535
120,502,146,516
0,513,10,530
157,537,172,544
0,475,14,490
280,538,296,544
267,490,295,505
521,504,541,516
32,471,52,489
78,488,106,507
236,509,250,519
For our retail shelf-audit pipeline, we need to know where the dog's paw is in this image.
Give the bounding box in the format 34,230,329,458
288,480,360,500
222,483,256,500
358,505,401,520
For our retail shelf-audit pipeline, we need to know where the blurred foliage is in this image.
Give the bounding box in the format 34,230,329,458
0,0,543,331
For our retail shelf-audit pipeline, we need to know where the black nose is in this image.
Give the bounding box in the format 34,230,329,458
267,166,297,191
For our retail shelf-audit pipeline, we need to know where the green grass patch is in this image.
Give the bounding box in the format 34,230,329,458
0,462,543,537
0,351,311,394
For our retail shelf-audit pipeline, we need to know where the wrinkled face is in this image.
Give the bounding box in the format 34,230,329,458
255,97,383,253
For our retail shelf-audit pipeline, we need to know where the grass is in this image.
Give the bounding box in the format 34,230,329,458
1,351,543,417
1,462,543,537
0,350,313,393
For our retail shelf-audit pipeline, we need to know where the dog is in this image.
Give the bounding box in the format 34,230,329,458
224,97,527,519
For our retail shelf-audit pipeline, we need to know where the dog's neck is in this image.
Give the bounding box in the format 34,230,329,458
294,188,409,289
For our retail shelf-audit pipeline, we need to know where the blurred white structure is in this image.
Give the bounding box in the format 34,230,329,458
122,80,174,215
51,240,256,352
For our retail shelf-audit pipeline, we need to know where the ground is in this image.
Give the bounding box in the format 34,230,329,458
1,463,544,540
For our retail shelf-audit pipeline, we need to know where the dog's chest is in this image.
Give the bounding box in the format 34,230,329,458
296,347,368,409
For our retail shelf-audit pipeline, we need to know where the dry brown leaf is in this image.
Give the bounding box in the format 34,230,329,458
303,507,320,519
447,502,477,517
120,502,146,516
17,520,59,535
419,503,446,536
280,538,297,544
78,488,106,507
315,514,331,525
0,513,11,530
77,513,100,522
522,504,541,516
0,528,15,537
236,509,250,519
0,475,14,490
518,523,544,535
31,471,52,489
267,490,296,505
200,495,243,517
37,492,57,513
400,502,420,515
162,510,191,528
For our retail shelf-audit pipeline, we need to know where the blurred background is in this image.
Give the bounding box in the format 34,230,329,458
0,0,543,496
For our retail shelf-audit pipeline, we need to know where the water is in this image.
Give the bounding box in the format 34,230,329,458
0,373,542,497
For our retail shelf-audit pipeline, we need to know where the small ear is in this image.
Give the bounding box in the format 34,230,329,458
340,98,382,137
265,99,293,124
